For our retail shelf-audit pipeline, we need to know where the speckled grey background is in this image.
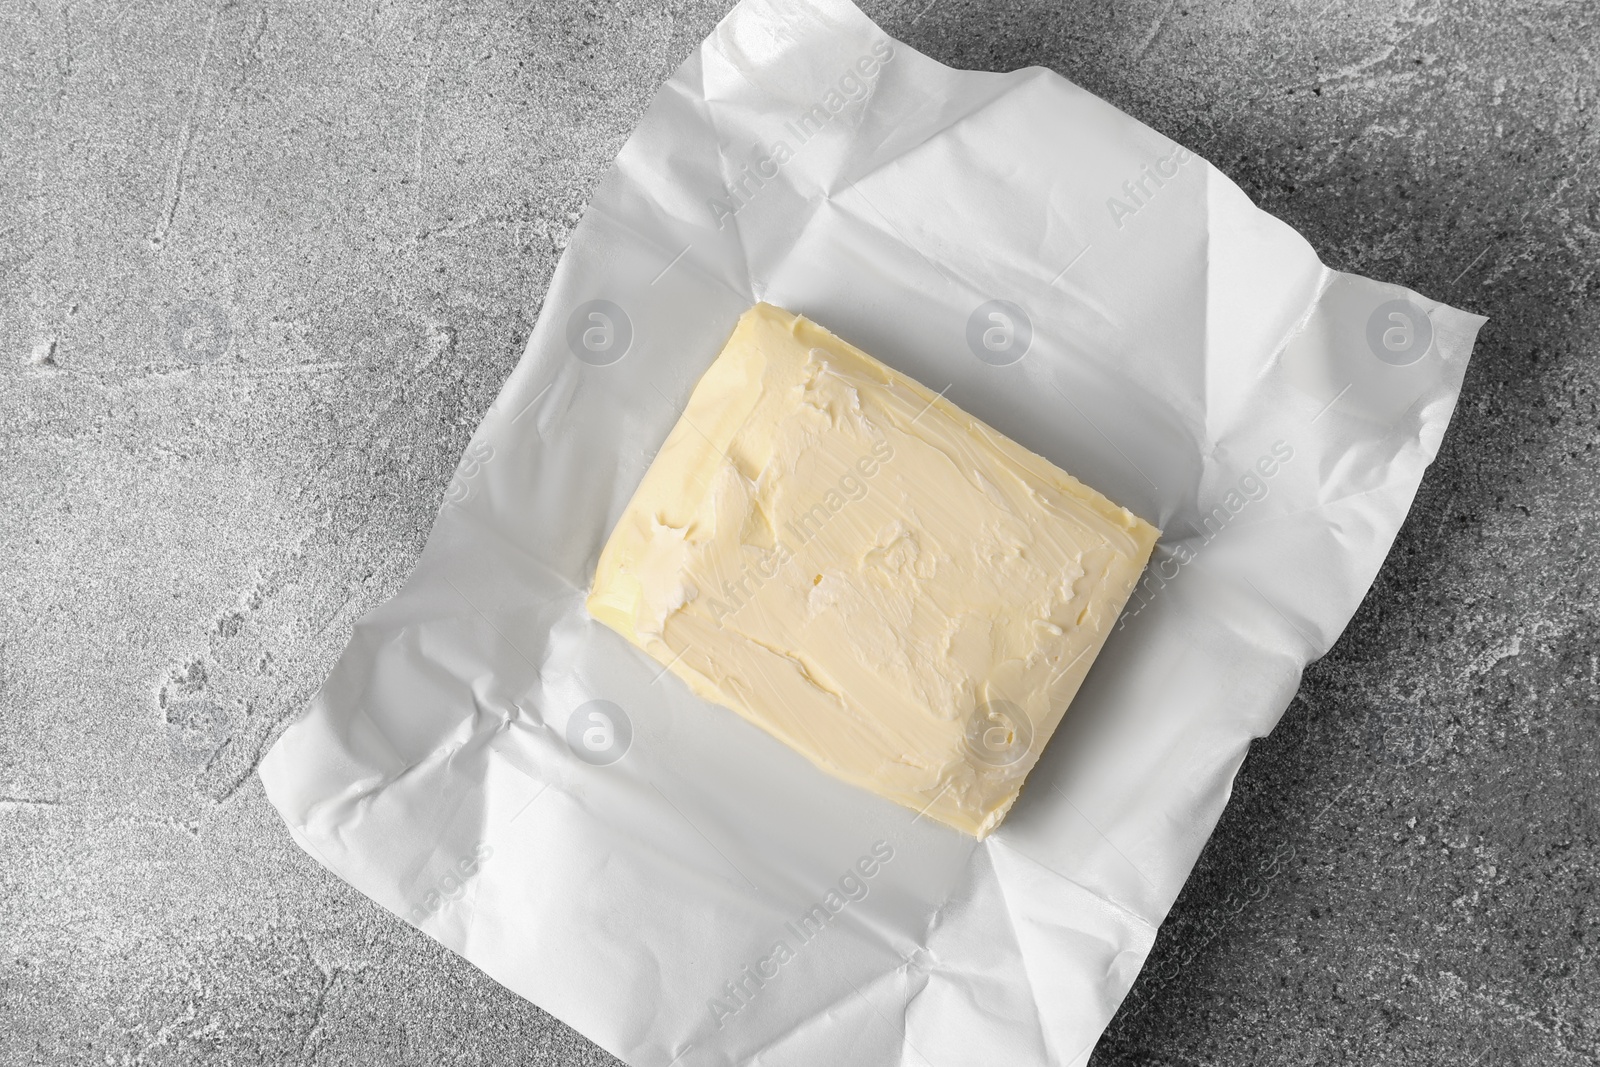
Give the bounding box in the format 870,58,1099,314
2,0,1595,1063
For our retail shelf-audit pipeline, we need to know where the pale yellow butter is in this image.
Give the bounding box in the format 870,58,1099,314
588,304,1159,837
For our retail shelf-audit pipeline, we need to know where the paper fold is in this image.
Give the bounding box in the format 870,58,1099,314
261,0,1484,1062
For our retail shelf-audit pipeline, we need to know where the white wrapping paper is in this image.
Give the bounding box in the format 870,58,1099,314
259,0,1485,1062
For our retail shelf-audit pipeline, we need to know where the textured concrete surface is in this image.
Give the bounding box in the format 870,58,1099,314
1,0,1595,1063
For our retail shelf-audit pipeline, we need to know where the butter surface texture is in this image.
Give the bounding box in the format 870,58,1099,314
588,305,1159,837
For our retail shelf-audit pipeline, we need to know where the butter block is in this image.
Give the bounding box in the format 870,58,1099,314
588,304,1159,837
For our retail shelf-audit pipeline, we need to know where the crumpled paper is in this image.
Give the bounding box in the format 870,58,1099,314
259,0,1485,1062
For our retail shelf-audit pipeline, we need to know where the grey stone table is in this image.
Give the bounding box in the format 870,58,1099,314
3,0,1595,1063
